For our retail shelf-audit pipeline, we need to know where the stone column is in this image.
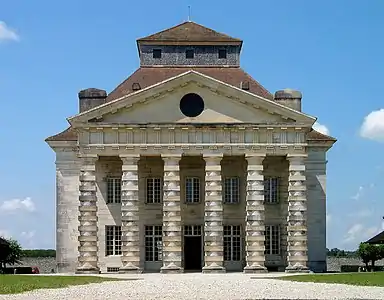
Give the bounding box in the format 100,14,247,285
119,155,142,273
243,155,267,273
286,154,309,272
76,155,99,274
160,155,183,273
202,154,225,273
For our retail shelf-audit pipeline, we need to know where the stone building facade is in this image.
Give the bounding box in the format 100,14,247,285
46,21,336,274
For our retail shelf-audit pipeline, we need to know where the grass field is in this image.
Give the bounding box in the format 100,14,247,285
0,275,123,294
281,272,384,287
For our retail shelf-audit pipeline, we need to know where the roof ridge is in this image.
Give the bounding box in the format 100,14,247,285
137,21,190,41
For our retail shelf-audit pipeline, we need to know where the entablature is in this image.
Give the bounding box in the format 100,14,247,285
77,124,309,147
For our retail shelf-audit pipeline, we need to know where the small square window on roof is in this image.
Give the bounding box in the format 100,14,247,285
219,49,227,59
153,49,162,59
186,49,194,59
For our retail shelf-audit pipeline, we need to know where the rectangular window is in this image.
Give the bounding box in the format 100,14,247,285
145,225,162,261
185,177,200,203
105,226,122,256
264,177,279,203
265,225,280,255
224,177,240,204
186,49,194,59
107,177,121,204
153,49,162,59
218,49,227,59
146,177,162,204
224,225,241,261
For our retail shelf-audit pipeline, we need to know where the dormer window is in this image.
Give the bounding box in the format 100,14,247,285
218,49,227,59
153,49,162,59
186,49,194,59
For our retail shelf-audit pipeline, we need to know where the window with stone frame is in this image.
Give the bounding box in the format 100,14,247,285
145,225,163,262
264,225,280,255
224,177,240,204
264,177,279,204
224,225,241,261
146,177,162,204
153,49,162,59
105,226,122,256
185,177,200,203
106,177,121,204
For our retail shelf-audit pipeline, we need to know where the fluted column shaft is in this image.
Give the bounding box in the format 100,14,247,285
119,155,142,273
286,155,309,272
202,154,225,273
160,155,183,273
243,155,267,273
76,155,99,274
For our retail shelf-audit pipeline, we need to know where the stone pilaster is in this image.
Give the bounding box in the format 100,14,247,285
286,154,309,273
243,155,267,273
202,154,225,273
119,155,142,273
76,155,99,274
160,155,183,273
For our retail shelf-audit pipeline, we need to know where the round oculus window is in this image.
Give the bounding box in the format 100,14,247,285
179,93,204,117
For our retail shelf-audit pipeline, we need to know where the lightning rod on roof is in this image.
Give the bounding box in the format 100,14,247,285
188,5,191,22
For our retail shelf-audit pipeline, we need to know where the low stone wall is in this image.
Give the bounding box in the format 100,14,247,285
13,257,384,273
16,257,56,274
326,257,384,272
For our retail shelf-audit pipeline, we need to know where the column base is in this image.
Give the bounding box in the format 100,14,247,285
243,265,268,273
202,266,226,273
75,267,100,274
285,265,310,273
160,266,184,274
119,267,143,274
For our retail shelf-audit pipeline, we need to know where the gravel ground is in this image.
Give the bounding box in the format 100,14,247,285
1,273,384,300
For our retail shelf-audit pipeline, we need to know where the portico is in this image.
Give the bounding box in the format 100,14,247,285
74,145,308,274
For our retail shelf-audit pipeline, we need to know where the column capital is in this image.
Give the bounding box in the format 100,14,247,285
120,154,140,163
286,154,308,163
203,153,223,162
80,154,98,165
161,154,182,161
245,154,266,164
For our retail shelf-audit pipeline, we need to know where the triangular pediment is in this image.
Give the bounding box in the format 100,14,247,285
68,71,316,127
177,109,243,123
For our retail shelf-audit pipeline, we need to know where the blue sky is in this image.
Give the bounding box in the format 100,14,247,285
1,0,384,250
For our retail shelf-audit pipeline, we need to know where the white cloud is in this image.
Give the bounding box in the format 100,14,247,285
360,109,384,142
0,21,19,42
21,231,36,239
342,223,381,247
351,186,364,200
0,197,36,213
313,121,330,135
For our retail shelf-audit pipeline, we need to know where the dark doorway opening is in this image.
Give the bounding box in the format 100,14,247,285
184,236,202,271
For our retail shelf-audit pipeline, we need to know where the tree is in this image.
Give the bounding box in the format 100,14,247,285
0,237,22,271
357,243,384,270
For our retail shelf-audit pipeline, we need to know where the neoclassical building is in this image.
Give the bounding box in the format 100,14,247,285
46,21,336,274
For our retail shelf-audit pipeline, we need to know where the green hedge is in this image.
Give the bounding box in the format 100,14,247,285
341,265,384,272
22,249,56,258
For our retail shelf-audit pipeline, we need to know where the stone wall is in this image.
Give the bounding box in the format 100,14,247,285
138,45,240,67
16,257,384,273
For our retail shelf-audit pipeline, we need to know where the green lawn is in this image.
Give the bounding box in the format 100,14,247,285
0,275,123,294
281,272,384,287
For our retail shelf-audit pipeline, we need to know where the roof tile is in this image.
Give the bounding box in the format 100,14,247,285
106,67,273,102
137,21,242,43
